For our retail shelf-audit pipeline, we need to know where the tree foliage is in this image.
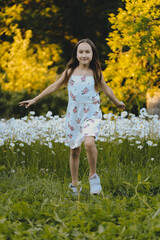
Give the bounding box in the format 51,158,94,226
0,0,123,70
0,4,62,92
103,0,160,113
0,0,123,93
0,29,61,92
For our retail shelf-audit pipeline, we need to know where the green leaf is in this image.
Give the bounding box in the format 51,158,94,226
0,165,6,171
138,173,141,183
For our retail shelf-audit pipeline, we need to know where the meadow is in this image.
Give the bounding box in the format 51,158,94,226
0,108,160,239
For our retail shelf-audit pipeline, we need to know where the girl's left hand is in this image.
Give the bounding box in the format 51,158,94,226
116,101,126,110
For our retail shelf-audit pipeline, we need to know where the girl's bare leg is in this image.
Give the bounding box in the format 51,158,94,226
70,146,81,185
84,136,97,177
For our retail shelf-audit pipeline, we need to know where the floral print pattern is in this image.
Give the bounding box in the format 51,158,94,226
65,76,102,149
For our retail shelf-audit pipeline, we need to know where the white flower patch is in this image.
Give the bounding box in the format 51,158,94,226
0,108,159,149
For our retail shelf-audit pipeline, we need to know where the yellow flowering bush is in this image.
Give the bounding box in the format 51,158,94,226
103,0,160,113
0,28,62,92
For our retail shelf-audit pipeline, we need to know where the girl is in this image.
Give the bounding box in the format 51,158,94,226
19,39,125,195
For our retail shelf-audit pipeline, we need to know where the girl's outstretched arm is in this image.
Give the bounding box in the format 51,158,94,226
19,70,67,108
100,74,125,110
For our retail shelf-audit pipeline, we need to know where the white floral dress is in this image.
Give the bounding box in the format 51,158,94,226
65,75,102,149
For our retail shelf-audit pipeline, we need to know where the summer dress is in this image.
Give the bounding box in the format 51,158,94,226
65,75,102,149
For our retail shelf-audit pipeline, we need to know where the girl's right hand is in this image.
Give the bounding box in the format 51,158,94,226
19,99,36,109
116,101,126,110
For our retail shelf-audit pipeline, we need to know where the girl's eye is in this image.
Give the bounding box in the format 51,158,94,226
78,50,90,53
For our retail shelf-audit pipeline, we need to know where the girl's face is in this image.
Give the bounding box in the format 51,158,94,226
76,42,93,65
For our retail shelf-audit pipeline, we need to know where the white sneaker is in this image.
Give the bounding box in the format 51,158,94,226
69,182,82,196
89,174,102,195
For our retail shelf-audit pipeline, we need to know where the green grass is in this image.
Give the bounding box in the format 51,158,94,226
0,139,160,239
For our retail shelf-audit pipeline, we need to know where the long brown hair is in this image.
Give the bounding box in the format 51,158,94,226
64,39,102,91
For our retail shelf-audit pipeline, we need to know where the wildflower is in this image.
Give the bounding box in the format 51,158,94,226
151,158,154,161
103,114,108,119
110,137,115,141
0,138,4,146
0,118,5,122
147,141,153,146
129,113,135,117
140,108,148,117
10,142,15,147
153,143,157,147
48,142,53,149
54,115,59,120
139,125,144,129
136,141,141,144
59,138,65,143
30,111,35,115
103,113,113,120
121,111,128,118
46,111,53,118
152,114,159,120
148,115,154,119
46,137,51,142
137,145,143,149
39,115,45,120
128,137,135,141
19,143,24,147
21,116,27,121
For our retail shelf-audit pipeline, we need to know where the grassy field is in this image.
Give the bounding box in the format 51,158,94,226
0,111,160,239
